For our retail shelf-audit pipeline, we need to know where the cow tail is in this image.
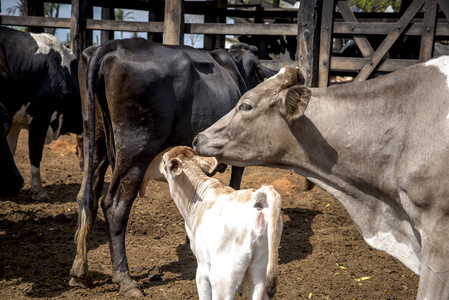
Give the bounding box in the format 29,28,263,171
263,186,283,298
73,47,101,269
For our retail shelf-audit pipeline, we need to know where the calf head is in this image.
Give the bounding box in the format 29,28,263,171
160,146,218,182
193,66,311,167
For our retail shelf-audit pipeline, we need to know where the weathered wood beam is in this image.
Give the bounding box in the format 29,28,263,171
355,0,425,82
70,0,88,60
87,19,165,32
27,0,44,33
101,6,115,45
186,23,297,35
318,0,336,88
419,0,437,62
164,0,184,45
297,0,321,87
337,1,374,57
331,57,418,72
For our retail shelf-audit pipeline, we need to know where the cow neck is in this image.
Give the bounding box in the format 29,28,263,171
172,165,229,229
286,83,402,201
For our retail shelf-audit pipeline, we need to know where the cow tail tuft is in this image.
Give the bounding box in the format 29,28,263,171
263,186,283,299
74,207,90,268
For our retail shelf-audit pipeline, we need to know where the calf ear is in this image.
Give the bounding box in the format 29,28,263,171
278,85,311,122
168,158,183,176
197,156,218,175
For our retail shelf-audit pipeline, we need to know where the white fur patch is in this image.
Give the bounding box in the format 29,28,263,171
266,67,286,81
30,33,74,73
425,56,449,88
45,113,63,144
365,231,421,275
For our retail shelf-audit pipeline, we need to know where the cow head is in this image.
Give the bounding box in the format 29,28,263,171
193,66,310,167
229,43,277,90
160,146,218,180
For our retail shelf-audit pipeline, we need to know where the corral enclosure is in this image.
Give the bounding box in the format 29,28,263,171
2,0,449,85
0,0,447,298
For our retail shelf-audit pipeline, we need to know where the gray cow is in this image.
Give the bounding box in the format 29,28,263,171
194,58,449,300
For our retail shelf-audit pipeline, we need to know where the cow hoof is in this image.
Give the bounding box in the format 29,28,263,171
122,287,144,297
31,191,49,201
69,276,93,288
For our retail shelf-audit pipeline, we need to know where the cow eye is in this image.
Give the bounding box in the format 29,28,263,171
239,103,253,111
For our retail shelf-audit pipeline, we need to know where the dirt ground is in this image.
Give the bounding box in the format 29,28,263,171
0,131,419,299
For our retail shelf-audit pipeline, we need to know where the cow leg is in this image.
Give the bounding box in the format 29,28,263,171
28,119,50,201
210,257,248,299
196,264,212,300
229,166,244,190
6,122,21,155
247,261,270,300
102,165,148,297
416,223,449,299
70,130,109,289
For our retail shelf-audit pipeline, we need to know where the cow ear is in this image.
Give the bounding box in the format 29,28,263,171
168,158,183,176
197,156,218,175
278,85,311,122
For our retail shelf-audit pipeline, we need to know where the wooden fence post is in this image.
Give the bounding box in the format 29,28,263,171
101,5,115,45
164,0,184,45
296,0,322,87
27,0,44,33
318,0,336,88
419,0,437,62
70,0,87,60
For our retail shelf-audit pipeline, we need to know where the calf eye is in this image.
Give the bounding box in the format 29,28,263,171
239,103,253,111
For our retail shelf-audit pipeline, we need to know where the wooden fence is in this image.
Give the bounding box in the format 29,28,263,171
298,0,449,87
1,0,448,87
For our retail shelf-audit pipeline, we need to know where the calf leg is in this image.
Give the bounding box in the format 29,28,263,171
209,257,248,300
196,264,212,300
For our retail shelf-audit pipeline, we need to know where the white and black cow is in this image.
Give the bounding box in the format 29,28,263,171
69,38,276,296
0,27,82,200
194,58,449,299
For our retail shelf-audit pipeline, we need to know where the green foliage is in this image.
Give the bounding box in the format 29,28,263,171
348,0,401,12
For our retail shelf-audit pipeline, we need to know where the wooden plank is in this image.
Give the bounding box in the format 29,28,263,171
101,6,115,45
187,23,297,36
337,1,374,57
438,0,449,22
164,0,184,45
331,57,418,72
261,60,296,72
334,21,449,36
297,0,320,87
1,15,71,28
419,0,438,62
87,19,165,32
27,0,44,33
148,1,164,43
70,0,87,60
355,0,425,82
318,0,336,88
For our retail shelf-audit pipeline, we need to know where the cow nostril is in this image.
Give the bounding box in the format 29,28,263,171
192,135,199,150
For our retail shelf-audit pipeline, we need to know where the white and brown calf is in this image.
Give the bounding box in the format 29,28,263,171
159,146,283,300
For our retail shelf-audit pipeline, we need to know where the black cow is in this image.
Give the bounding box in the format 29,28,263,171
0,27,82,200
0,39,23,197
69,38,276,296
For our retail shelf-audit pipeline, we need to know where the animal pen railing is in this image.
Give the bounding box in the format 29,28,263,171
298,0,449,87
1,0,448,87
